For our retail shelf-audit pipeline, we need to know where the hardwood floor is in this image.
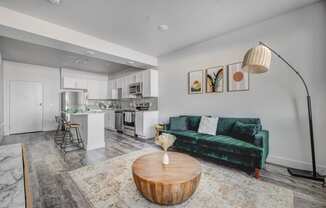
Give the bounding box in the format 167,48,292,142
1,131,325,208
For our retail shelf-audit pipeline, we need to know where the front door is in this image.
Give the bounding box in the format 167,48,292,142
10,81,43,134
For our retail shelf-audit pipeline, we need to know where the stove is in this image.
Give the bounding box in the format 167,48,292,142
123,110,136,137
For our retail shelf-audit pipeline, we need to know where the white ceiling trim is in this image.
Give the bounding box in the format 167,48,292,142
0,6,158,68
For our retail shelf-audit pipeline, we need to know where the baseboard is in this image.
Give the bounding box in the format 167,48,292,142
267,155,326,175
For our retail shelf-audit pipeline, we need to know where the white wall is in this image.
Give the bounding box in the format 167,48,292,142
3,61,60,134
158,2,326,172
108,67,143,80
0,52,4,142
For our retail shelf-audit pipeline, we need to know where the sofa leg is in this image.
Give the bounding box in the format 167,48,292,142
255,168,261,179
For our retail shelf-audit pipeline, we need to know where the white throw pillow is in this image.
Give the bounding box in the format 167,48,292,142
198,116,218,135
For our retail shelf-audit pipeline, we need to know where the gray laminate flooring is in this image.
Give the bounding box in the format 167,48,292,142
1,131,325,208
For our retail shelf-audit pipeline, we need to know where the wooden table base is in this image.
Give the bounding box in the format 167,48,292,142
132,152,201,205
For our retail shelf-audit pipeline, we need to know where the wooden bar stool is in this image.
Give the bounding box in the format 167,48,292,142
54,116,84,154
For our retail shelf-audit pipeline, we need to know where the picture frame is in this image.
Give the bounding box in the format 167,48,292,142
205,66,224,93
188,70,204,94
227,62,249,92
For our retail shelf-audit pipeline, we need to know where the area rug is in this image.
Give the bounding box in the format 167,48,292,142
69,148,294,208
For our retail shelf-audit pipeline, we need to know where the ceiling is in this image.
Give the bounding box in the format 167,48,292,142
0,36,140,74
0,0,319,56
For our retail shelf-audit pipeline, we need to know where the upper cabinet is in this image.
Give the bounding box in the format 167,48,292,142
61,68,108,100
61,68,158,100
107,80,118,99
142,69,158,97
108,69,158,99
87,79,108,99
62,76,88,89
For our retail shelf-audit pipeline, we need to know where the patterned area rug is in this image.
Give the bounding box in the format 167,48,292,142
69,148,294,208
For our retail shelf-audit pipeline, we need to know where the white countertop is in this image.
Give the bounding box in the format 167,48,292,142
68,111,106,115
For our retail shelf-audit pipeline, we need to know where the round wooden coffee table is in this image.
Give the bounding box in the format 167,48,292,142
132,151,201,205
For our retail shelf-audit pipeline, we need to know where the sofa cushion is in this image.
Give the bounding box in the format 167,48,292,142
180,115,202,131
169,117,188,131
216,117,262,136
198,116,218,135
163,130,198,144
230,121,258,144
198,135,262,154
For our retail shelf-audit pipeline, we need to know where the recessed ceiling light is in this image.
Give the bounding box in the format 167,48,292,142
158,24,169,31
127,61,135,65
48,0,61,5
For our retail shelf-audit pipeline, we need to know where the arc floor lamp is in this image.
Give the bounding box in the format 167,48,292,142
241,41,324,182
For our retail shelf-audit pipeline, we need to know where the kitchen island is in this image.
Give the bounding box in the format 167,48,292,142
70,112,105,151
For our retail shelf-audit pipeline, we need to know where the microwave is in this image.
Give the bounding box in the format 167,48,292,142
129,82,143,95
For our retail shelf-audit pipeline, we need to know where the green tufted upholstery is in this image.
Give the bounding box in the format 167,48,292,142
217,117,262,135
180,115,202,131
163,116,269,174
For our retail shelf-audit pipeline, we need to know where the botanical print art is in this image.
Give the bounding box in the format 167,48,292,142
205,66,224,93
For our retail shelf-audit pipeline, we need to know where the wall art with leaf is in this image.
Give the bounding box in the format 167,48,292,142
205,66,224,93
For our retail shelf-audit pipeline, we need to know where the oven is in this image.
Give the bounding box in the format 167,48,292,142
123,110,136,137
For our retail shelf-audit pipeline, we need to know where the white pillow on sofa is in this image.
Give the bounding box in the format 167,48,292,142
198,116,218,135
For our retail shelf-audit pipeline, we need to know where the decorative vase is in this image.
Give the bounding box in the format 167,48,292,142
162,151,169,165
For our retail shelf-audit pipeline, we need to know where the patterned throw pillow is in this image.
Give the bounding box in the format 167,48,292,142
169,117,188,131
230,121,258,143
198,116,218,135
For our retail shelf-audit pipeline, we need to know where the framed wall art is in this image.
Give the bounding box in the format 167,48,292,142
188,70,203,94
205,66,224,93
227,62,249,92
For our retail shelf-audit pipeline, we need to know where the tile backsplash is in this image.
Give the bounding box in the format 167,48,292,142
88,97,158,111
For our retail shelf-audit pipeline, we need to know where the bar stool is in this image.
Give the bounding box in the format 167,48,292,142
54,116,65,145
54,116,84,154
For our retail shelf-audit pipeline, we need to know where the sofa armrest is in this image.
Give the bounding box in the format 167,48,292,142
162,123,170,131
254,130,269,153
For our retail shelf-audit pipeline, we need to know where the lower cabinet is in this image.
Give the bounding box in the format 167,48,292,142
135,111,159,139
105,110,116,130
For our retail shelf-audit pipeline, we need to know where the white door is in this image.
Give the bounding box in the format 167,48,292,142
10,81,43,134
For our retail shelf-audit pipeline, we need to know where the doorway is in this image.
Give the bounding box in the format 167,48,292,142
9,80,43,134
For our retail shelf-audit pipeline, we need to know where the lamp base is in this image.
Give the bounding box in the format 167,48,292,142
288,168,324,182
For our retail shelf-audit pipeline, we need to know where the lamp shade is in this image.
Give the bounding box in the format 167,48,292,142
242,44,272,73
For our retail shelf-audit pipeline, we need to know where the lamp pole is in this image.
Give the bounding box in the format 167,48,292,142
258,42,323,181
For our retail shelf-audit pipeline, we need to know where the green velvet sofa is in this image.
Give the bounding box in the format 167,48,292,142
163,116,269,175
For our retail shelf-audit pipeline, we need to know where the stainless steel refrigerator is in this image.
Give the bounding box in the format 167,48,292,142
61,91,87,119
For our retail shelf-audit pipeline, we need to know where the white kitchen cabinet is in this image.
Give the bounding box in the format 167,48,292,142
87,79,99,99
122,77,129,98
62,76,87,89
104,110,115,130
116,78,123,89
87,79,108,99
76,79,88,89
107,80,118,99
63,76,76,88
99,80,108,99
135,111,159,139
136,72,143,83
107,69,158,99
142,69,158,97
